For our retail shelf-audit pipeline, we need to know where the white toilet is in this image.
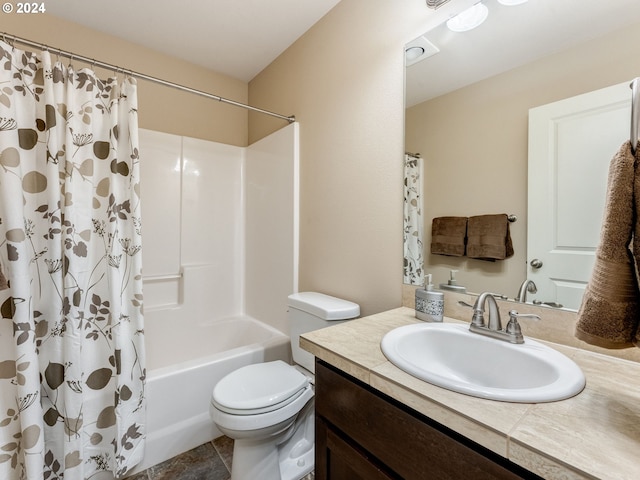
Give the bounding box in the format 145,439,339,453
209,292,359,480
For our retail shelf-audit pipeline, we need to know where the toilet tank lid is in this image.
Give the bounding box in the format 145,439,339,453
288,292,360,320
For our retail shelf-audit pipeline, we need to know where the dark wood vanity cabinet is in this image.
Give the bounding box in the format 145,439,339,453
314,359,541,480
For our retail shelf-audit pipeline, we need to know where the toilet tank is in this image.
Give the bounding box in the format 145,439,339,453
288,292,360,373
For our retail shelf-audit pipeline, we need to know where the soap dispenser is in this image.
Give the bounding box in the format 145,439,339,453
439,269,467,293
415,274,444,322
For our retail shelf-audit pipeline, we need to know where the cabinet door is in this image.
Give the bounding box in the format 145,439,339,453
315,360,537,480
316,416,398,480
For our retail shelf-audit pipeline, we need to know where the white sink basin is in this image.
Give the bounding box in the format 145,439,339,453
380,322,585,403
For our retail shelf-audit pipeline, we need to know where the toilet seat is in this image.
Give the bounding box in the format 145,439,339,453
211,383,314,433
212,360,310,415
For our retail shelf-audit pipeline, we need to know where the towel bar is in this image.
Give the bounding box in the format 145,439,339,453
631,77,640,154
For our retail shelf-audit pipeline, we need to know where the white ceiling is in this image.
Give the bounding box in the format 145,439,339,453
406,0,640,106
45,0,640,106
46,0,342,82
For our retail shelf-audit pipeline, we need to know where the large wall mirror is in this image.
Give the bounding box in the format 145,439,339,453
404,0,640,311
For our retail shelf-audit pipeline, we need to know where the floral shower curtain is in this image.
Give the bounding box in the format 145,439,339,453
403,153,424,285
0,41,145,479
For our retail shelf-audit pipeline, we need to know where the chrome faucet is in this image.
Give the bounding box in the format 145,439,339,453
471,292,502,331
466,292,540,344
516,279,537,303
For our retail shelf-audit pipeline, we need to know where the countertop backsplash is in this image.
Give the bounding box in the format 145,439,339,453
402,284,640,363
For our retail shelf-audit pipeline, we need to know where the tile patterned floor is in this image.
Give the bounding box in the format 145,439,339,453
125,436,315,480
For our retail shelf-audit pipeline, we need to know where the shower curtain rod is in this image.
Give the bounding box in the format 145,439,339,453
1,32,296,124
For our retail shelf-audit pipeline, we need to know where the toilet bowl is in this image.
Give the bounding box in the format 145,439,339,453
209,292,360,480
210,360,315,480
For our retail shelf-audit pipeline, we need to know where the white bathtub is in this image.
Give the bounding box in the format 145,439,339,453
131,315,291,473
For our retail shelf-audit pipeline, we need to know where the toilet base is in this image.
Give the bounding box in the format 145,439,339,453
278,397,314,480
230,437,281,480
279,446,313,480
230,441,313,480
229,398,315,480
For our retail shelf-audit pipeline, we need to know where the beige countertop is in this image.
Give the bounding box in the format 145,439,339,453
300,307,640,480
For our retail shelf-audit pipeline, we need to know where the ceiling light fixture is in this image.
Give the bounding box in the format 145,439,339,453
497,0,528,5
406,46,426,63
446,2,489,32
426,0,452,9
405,36,440,66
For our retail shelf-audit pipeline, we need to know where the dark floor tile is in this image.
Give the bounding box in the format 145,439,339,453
148,443,229,480
212,435,234,472
123,472,149,480
130,436,311,480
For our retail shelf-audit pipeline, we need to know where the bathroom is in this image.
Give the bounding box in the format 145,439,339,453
0,0,640,479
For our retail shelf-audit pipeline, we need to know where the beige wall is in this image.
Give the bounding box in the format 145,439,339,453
1,2,442,317
406,21,640,297
0,14,248,146
249,0,438,316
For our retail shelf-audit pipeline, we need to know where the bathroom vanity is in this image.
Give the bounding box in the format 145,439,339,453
315,360,538,479
301,307,640,480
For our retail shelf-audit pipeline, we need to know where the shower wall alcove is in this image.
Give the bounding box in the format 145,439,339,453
134,122,299,471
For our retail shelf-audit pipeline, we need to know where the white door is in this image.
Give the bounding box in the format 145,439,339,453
528,82,631,310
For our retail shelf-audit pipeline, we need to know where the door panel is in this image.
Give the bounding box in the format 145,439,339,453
528,81,630,310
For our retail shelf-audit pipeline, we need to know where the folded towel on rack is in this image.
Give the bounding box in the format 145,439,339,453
466,214,514,261
575,141,640,349
430,216,467,256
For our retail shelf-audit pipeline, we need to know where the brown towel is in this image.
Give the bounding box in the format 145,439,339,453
635,140,640,347
466,214,514,261
575,141,640,349
430,216,467,256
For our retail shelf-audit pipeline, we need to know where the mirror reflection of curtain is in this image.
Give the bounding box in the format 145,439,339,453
403,153,424,285
0,41,145,479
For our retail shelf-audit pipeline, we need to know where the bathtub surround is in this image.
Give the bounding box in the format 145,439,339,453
139,124,299,329
0,41,145,479
126,124,299,473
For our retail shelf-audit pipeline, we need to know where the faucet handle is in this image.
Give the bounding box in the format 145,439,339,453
505,310,540,344
508,310,541,322
457,300,486,326
457,300,474,309
487,292,508,300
